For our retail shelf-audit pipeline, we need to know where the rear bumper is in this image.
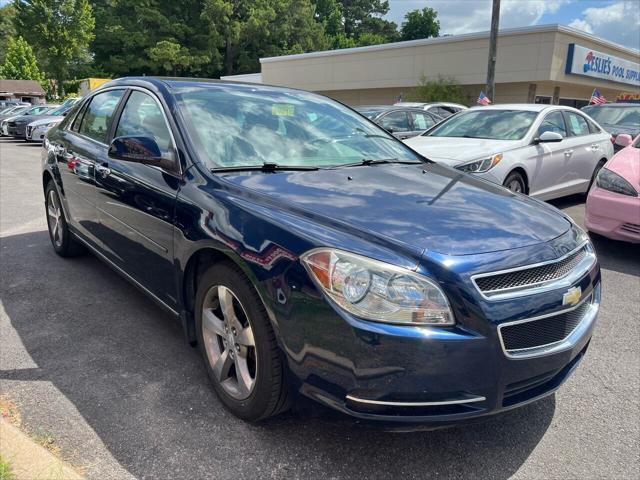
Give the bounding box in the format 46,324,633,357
586,187,640,243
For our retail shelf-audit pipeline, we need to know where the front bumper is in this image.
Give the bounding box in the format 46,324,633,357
586,187,640,243
7,124,26,137
278,233,600,426
27,125,50,142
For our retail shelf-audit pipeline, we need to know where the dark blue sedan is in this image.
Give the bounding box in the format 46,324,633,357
41,78,601,426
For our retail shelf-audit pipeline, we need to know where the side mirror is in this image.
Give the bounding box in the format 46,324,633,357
614,133,633,148
108,136,175,170
61,112,68,117
535,131,563,144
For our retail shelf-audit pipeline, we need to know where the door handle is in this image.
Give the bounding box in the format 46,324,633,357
96,164,111,178
564,149,574,156
590,144,600,151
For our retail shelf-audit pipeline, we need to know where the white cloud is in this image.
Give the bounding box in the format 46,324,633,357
567,19,593,34
388,0,573,34
568,1,640,50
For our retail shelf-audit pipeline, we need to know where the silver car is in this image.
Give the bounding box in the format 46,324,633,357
394,101,468,118
404,104,614,200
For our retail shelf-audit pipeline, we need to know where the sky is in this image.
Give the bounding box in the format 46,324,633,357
387,0,640,50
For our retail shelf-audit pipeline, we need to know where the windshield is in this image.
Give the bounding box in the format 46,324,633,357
47,105,70,116
5,106,27,115
582,105,640,127
425,109,538,140
174,84,423,169
0,107,14,114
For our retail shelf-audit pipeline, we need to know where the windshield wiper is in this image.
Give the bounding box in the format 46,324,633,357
210,162,319,173
332,158,424,168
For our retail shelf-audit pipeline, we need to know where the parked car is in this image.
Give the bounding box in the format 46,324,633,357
6,104,59,138
43,78,600,425
25,103,79,142
394,102,468,118
0,100,30,109
354,105,442,139
585,134,640,243
0,105,30,122
404,104,614,200
1,105,53,136
581,103,640,151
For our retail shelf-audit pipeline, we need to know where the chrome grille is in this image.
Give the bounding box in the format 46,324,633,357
499,296,592,355
26,126,33,136
474,247,587,294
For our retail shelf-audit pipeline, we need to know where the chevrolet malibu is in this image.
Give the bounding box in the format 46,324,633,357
405,105,613,200
42,78,601,425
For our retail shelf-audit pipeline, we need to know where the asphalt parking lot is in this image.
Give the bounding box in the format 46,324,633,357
1,137,638,479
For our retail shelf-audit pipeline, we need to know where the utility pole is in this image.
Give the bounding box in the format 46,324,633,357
486,0,501,101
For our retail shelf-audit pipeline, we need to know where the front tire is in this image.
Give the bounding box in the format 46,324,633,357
45,181,84,257
503,171,526,194
195,262,290,421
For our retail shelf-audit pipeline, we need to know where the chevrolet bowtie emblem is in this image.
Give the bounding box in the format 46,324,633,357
563,286,582,306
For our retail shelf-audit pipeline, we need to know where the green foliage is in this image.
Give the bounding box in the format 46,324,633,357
201,0,328,75
63,78,81,95
409,75,468,105
401,7,440,41
0,36,45,81
14,0,95,95
0,4,17,64
0,454,16,480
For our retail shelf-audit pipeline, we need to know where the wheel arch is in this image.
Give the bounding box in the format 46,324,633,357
180,246,276,346
42,170,54,197
506,167,529,194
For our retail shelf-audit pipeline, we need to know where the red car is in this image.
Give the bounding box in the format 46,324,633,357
586,134,640,243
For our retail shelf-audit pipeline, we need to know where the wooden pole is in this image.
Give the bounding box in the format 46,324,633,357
486,0,501,102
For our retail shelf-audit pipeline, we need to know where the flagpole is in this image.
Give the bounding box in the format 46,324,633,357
589,88,596,105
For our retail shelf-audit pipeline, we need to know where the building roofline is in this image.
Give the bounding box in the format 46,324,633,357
260,24,640,64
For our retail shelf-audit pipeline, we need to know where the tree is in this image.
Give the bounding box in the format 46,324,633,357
14,0,95,96
148,40,209,75
0,36,45,81
201,0,328,75
0,4,17,63
409,75,468,104
90,0,214,78
340,0,390,38
401,7,440,41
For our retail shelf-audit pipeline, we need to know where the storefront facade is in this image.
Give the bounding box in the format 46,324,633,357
249,24,639,107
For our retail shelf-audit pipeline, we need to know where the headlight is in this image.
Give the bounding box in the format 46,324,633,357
456,153,503,173
301,248,454,325
595,168,638,197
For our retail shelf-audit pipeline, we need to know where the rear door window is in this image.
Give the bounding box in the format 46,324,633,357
379,111,410,132
410,111,436,130
563,111,590,137
78,90,125,143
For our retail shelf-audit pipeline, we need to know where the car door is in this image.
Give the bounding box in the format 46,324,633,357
408,111,437,138
378,110,412,139
527,110,573,198
51,89,126,249
562,110,602,192
94,88,181,309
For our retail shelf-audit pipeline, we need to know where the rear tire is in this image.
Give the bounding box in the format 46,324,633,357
45,181,84,257
195,262,290,421
503,171,526,194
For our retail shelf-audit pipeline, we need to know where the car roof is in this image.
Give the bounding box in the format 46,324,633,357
583,103,639,108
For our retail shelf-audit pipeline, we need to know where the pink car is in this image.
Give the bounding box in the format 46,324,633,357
586,134,640,243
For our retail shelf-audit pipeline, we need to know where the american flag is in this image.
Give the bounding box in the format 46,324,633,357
477,91,491,106
590,89,606,105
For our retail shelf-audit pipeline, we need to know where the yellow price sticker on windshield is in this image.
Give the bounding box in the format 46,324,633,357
272,103,295,116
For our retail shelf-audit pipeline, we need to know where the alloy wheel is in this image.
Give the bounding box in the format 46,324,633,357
507,180,523,193
201,285,257,400
47,190,63,248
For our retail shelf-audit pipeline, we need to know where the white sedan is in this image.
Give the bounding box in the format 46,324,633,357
404,104,614,200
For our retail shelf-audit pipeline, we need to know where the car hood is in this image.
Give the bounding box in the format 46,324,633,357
404,136,522,166
218,163,571,256
601,123,640,137
27,115,64,127
606,146,640,188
